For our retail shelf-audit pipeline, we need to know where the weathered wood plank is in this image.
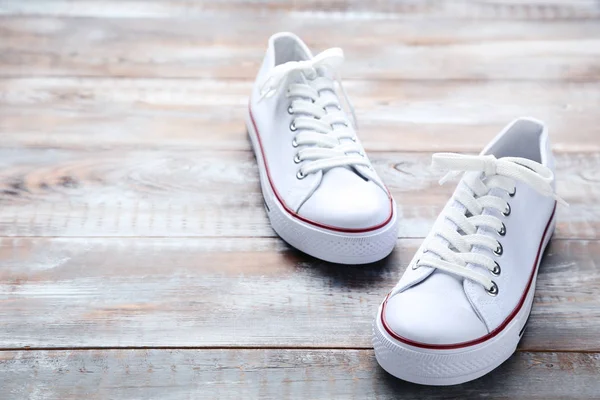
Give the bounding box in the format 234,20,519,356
1,349,599,399
1,0,599,19
1,16,599,80
1,78,599,152
0,0,597,395
0,237,598,350
0,149,596,239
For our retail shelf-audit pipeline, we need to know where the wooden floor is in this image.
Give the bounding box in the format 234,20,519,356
1,0,600,398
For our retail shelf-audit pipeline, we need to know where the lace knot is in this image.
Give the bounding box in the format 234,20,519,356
432,152,568,205
258,48,344,101
481,154,498,176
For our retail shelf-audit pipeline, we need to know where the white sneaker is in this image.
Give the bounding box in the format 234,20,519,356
246,33,398,264
373,118,564,385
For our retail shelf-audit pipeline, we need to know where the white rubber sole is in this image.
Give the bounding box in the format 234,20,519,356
373,215,556,385
246,110,399,265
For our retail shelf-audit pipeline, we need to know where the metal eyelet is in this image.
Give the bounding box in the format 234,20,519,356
503,203,511,217
494,242,503,256
486,281,499,296
293,154,301,164
296,170,305,180
287,105,294,115
509,187,516,197
491,261,501,276
290,121,297,132
291,138,298,148
497,223,506,237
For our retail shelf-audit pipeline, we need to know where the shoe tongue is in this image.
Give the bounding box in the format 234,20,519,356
309,79,358,176
294,67,361,179
313,67,339,113
421,179,474,285
306,68,353,137
424,214,465,287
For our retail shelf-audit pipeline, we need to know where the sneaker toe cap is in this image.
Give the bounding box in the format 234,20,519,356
383,274,488,346
298,168,392,230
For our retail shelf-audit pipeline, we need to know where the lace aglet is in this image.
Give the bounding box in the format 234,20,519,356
439,171,459,185
258,75,278,103
258,88,274,103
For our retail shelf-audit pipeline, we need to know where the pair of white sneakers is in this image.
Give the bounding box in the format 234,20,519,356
246,33,563,386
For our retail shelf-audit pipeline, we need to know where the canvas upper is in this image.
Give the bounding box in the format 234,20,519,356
383,118,558,345
248,32,393,231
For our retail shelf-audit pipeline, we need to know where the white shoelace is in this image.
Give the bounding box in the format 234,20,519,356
258,48,369,179
416,153,566,294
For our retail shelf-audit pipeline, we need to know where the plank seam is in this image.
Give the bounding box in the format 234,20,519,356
0,346,598,353
0,148,596,156
0,236,594,241
1,76,599,83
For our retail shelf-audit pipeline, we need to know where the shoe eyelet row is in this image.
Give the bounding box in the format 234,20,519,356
490,190,510,291
489,190,513,282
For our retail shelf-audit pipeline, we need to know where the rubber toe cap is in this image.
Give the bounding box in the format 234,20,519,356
383,272,488,346
298,167,391,230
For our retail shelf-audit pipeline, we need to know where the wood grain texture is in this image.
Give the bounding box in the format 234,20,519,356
0,149,597,239
0,237,598,350
1,15,599,80
2,0,599,19
1,78,599,152
1,349,599,399
1,0,599,395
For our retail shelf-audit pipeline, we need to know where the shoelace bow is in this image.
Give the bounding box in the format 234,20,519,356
415,153,566,294
258,48,369,179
